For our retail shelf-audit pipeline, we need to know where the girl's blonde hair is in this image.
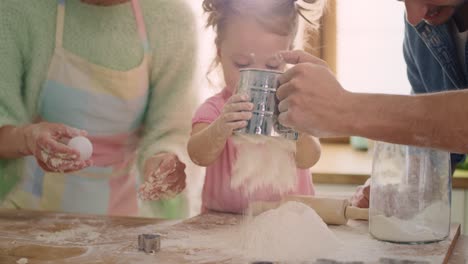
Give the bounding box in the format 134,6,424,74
202,0,326,86
202,0,326,49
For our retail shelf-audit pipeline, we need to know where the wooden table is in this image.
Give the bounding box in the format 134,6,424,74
0,209,467,263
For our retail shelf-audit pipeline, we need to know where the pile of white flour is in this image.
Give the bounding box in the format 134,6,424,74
236,201,341,261
231,134,298,196
228,134,340,260
163,202,341,262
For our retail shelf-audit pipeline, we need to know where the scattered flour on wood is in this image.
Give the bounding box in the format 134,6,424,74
16,258,28,264
231,134,298,196
35,224,101,244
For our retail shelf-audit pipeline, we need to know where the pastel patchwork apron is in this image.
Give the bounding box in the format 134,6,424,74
4,0,185,218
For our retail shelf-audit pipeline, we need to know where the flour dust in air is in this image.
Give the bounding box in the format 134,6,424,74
231,134,298,197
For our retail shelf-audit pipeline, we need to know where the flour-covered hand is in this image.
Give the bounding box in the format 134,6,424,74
22,122,92,172
139,153,186,201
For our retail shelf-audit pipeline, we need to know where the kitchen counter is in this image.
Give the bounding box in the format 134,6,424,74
312,143,468,189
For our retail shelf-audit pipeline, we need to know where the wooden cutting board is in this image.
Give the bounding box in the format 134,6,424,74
0,209,461,263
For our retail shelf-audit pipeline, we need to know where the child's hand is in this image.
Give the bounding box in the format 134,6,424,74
350,178,371,208
139,153,186,201
213,94,254,137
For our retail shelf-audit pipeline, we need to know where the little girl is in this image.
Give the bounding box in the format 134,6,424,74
188,0,324,214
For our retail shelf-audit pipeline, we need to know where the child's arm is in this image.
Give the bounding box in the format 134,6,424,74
188,94,253,166
187,122,229,166
295,134,321,169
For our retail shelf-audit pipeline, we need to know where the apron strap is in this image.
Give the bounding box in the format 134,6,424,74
55,0,150,53
131,0,151,53
55,0,66,49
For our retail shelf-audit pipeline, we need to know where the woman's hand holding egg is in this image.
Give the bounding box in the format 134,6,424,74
22,122,92,172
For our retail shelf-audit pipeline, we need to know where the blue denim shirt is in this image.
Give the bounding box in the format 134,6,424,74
403,17,467,171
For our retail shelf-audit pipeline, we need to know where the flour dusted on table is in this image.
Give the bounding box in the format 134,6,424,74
16,258,28,264
231,134,297,196
236,201,341,261
35,224,101,244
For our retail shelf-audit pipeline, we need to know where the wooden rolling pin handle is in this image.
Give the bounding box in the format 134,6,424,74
247,196,369,225
345,206,369,221
283,195,350,225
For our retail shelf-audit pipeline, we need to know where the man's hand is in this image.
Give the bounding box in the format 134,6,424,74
276,50,354,138
139,153,186,201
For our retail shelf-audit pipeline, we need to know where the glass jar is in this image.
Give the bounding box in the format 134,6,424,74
369,142,451,244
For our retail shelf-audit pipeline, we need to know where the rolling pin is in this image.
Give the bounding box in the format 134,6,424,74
248,195,368,225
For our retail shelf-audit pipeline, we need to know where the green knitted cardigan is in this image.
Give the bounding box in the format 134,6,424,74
0,0,197,201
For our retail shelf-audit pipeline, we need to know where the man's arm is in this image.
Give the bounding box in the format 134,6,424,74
350,90,468,154
276,50,468,153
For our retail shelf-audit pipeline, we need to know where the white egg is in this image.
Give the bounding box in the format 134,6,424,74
68,136,93,160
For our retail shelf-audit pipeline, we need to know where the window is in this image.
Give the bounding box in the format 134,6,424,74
186,1,219,103
336,0,411,95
